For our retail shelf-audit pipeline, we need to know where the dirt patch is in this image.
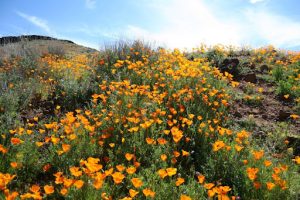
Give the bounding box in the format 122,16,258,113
230,80,300,136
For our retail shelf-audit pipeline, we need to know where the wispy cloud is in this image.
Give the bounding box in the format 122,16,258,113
249,0,265,4
85,0,96,9
15,11,55,36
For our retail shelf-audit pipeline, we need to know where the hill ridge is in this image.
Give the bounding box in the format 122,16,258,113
0,35,74,46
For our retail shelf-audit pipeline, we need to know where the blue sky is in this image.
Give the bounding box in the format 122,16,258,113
0,0,300,50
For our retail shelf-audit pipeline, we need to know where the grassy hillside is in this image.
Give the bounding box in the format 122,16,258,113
0,38,299,200
0,36,97,59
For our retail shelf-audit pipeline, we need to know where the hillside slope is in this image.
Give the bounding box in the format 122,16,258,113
0,40,299,199
0,35,97,59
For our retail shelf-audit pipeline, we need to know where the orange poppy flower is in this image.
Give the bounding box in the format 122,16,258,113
44,185,54,195
246,167,259,181
125,153,134,161
10,162,18,169
69,167,82,177
157,138,167,145
157,169,168,179
111,172,125,184
266,182,275,190
129,189,139,198
126,166,136,174
146,137,155,144
204,183,215,190
253,150,264,160
131,178,143,188
180,194,192,200
74,180,84,189
197,174,205,184
60,188,68,196
30,185,40,193
160,154,167,161
142,188,155,198
166,168,177,176
11,138,23,145
212,140,225,151
176,177,185,186
182,150,189,156
264,160,272,167
62,144,71,153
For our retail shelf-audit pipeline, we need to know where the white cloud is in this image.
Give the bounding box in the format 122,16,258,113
245,10,300,48
121,0,300,50
249,0,265,4
85,0,96,9
123,0,245,49
16,11,56,36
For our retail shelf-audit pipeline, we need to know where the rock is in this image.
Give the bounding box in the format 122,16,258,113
219,58,240,76
242,73,257,83
278,110,291,121
252,108,260,114
260,64,269,72
286,136,300,156
252,130,267,139
243,62,256,69
233,111,242,118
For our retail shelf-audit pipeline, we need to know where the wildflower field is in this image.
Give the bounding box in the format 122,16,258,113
0,40,299,199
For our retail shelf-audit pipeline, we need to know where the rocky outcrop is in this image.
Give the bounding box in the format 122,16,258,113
0,35,74,46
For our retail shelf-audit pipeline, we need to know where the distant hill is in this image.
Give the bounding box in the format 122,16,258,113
0,35,98,58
